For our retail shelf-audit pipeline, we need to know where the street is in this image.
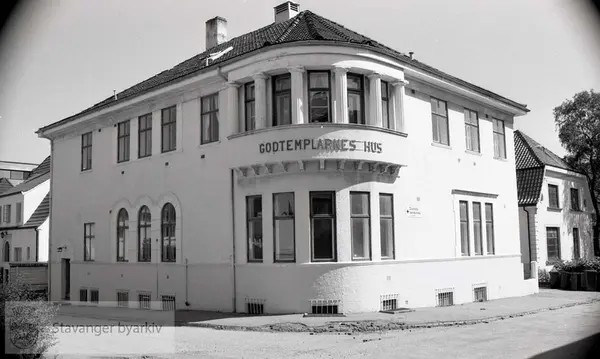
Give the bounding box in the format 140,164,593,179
49,302,600,359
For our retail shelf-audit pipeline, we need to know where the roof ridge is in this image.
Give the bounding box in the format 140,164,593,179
277,11,307,42
515,130,544,167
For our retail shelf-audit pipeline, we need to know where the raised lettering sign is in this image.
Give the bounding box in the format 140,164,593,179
258,138,382,154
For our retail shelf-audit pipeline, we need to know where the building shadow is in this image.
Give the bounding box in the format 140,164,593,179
528,333,600,359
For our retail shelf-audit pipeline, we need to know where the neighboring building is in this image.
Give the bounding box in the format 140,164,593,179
0,160,38,186
515,131,595,278
0,156,51,282
38,2,536,313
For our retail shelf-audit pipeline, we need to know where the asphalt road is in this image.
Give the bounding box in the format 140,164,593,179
49,302,600,359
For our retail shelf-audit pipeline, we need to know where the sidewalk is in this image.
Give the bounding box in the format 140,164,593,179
56,289,600,333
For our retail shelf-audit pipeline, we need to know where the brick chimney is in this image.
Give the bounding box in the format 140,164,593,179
274,1,300,24
205,16,227,50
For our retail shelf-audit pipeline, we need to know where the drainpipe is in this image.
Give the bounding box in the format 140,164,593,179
185,258,189,306
47,140,54,302
523,207,533,277
35,228,39,262
230,169,237,313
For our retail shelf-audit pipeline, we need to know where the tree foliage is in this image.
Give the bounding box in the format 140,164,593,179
554,89,600,255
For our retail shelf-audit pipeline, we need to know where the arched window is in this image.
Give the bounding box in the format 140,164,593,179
116,209,128,261
138,206,151,262
161,203,176,262
4,241,9,262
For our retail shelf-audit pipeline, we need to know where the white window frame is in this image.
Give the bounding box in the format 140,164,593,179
452,191,498,257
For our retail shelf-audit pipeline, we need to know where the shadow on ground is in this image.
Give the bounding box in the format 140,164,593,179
529,333,600,359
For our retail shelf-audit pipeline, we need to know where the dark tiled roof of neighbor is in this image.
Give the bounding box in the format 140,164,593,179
38,10,528,133
29,156,51,178
514,130,571,171
24,192,50,228
0,172,50,198
0,178,14,195
516,168,545,206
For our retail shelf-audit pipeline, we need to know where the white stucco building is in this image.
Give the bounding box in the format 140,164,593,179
38,2,537,313
0,156,51,282
515,131,596,278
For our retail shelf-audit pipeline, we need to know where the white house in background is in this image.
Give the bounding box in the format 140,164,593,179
0,156,51,282
0,160,38,186
37,2,536,314
515,130,596,278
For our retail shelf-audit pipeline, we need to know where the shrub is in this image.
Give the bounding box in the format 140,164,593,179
548,259,564,272
0,272,58,358
538,268,550,284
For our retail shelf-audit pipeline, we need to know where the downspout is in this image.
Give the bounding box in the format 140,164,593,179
47,140,54,302
523,206,533,264
185,258,189,306
35,228,39,262
230,169,237,313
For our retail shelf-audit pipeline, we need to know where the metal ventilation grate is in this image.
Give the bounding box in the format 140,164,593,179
161,295,176,311
90,289,99,304
309,299,343,316
380,294,399,312
245,298,265,315
435,288,454,307
473,285,488,302
79,288,88,302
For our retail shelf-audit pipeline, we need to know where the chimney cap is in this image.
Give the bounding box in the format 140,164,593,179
206,16,227,23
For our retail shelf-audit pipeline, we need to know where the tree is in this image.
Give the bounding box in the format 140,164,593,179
554,89,600,256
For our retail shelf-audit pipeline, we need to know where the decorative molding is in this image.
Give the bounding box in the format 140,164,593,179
228,122,408,140
392,79,410,87
288,66,305,73
251,165,261,176
355,161,364,171
337,160,346,171
368,162,377,172
367,72,382,79
265,163,274,174
298,160,305,172
252,72,268,80
319,159,325,171
280,161,289,172
451,189,498,199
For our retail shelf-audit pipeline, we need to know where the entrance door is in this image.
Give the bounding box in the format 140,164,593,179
62,259,70,300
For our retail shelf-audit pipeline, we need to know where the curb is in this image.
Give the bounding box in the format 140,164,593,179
183,298,600,333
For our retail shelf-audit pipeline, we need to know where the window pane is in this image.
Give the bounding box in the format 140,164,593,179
348,93,362,124
309,72,329,88
549,185,559,208
432,115,440,142
351,193,369,215
546,228,560,259
310,91,330,123
245,83,255,99
311,194,334,215
438,116,449,145
473,203,482,255
352,217,370,259
274,219,294,261
312,218,334,260
275,93,291,125
347,75,362,90
248,219,263,261
210,113,219,141
274,193,294,217
573,228,580,259
275,76,291,91
459,201,469,256
379,195,393,216
381,82,388,98
380,218,393,258
382,99,389,128
245,102,255,131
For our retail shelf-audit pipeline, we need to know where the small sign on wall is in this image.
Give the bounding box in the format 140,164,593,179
406,206,422,218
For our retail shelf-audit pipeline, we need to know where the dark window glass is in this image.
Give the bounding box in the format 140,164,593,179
464,109,480,152
459,201,469,256
431,97,449,145
310,192,336,261
138,206,151,262
245,82,255,131
117,120,130,162
492,118,506,158
485,203,495,255
273,74,291,126
381,81,390,128
380,194,394,259
308,71,331,123
81,132,93,171
9,171,24,180
138,113,152,158
570,188,580,211
161,106,176,152
84,223,95,261
247,195,263,262
347,74,364,124
273,193,295,262
116,209,128,261
548,185,560,209
161,203,176,262
351,192,370,260
546,227,560,260
573,228,580,259
201,93,219,144
473,202,483,255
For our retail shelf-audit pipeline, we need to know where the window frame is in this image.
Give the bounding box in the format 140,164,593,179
84,223,95,261
161,203,176,263
381,80,390,129
117,120,131,163
81,132,93,171
350,191,371,261
379,193,395,260
492,118,506,159
116,209,128,262
307,70,332,123
570,188,580,211
161,106,177,153
464,108,480,153
137,206,152,262
272,73,292,126
16,202,22,223
244,82,256,132
548,184,560,209
485,203,495,255
472,202,483,255
3,204,11,223
347,73,365,125
309,191,337,262
573,227,580,259
546,227,561,261
138,113,153,158
459,201,470,256
431,97,449,145
273,192,296,263
246,195,263,263
14,247,22,262
4,241,10,262
201,93,220,144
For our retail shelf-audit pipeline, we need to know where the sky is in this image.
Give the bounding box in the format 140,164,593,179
0,0,599,164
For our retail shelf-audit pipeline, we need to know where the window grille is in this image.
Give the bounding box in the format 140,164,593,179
138,294,151,309
380,294,399,312
473,285,488,302
161,295,176,311
309,299,342,315
90,289,99,304
79,288,88,302
245,298,265,315
435,288,454,307
117,291,129,307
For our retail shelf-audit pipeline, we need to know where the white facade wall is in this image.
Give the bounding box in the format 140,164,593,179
45,45,535,312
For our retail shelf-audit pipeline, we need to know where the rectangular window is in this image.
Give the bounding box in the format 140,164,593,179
485,203,495,255
546,227,561,260
492,118,506,158
138,113,152,158
81,132,92,171
3,204,11,223
84,223,95,261
117,291,129,308
273,192,295,262
381,81,390,128
573,228,580,259
16,202,22,223
244,82,255,131
431,97,449,145
161,106,176,153
79,289,88,302
464,109,480,152
308,71,331,123
90,289,99,304
246,195,263,262
273,74,291,126
26,247,31,260
379,194,394,259
138,293,151,309
570,188,580,211
473,202,483,255
310,192,336,261
347,73,365,124
10,171,24,180
548,185,560,209
201,93,219,144
351,192,371,260
14,247,22,262
117,120,130,163
459,201,470,256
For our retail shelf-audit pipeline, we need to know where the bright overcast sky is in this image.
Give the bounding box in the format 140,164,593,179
0,0,599,163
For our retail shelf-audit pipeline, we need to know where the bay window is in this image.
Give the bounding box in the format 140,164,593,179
310,192,336,262
308,71,331,123
347,73,364,124
273,74,291,126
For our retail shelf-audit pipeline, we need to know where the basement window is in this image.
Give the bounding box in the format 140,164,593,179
435,288,454,307
473,286,488,302
309,299,343,316
380,294,399,312
138,294,151,310
245,298,265,315
162,295,176,311
79,288,88,302
117,291,129,308
90,289,99,304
